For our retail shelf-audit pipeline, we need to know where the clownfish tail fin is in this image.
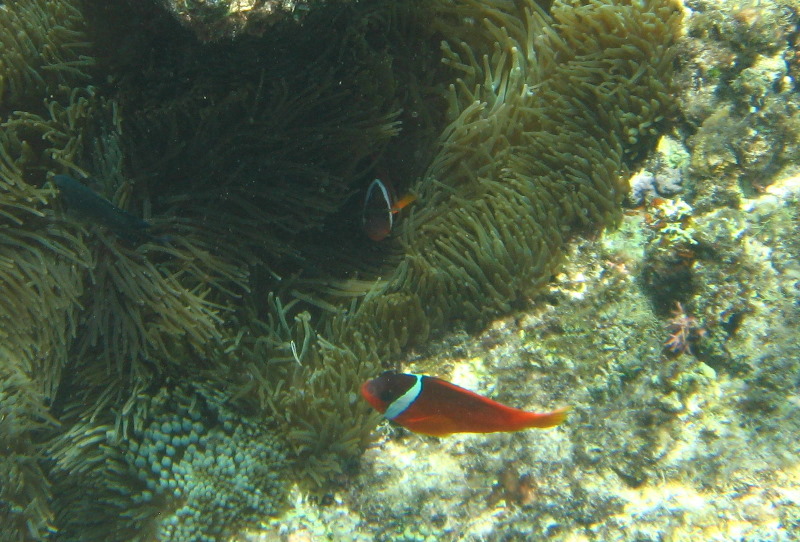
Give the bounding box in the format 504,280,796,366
391,193,416,213
527,406,569,429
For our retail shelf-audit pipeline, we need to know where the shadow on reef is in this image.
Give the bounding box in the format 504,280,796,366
0,0,681,539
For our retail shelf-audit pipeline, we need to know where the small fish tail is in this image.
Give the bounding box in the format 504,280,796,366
391,193,416,213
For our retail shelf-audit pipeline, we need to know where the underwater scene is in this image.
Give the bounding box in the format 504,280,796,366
0,0,799,540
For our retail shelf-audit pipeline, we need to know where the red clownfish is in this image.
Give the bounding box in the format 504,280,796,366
362,178,416,241
361,372,568,437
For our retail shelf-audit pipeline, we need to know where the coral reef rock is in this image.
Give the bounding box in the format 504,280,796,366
157,0,347,41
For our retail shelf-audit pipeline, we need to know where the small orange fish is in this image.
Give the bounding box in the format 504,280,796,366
362,178,415,241
361,372,568,436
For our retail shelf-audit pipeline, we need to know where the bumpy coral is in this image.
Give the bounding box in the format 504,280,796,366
678,0,800,209
158,0,333,41
48,384,288,541
125,386,288,541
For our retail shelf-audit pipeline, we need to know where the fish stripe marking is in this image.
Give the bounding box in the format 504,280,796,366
372,179,393,229
384,374,423,420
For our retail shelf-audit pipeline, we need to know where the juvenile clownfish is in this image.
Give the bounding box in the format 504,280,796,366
361,371,568,437
362,178,416,241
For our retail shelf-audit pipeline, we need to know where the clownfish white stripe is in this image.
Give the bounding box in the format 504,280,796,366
367,178,393,229
384,374,423,420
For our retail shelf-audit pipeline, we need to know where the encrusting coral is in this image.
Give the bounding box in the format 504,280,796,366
0,0,682,539
45,383,288,541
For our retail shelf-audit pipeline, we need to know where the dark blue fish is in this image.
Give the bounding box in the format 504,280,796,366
54,174,158,243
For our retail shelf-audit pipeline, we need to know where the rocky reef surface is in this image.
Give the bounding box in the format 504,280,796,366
247,171,800,541
156,0,346,41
